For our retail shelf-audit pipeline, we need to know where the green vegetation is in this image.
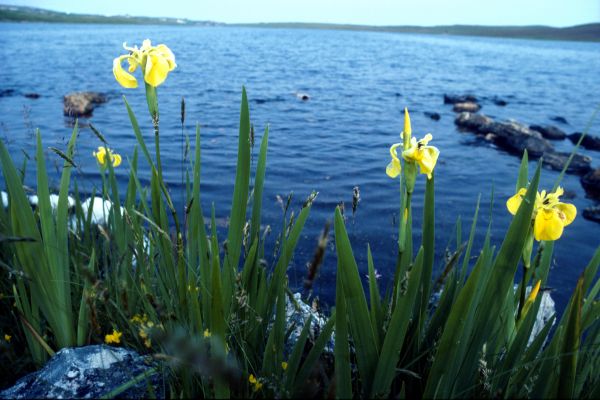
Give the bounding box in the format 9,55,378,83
0,41,599,398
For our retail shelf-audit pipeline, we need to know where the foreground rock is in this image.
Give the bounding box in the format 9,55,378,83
444,94,477,104
0,345,162,399
583,206,600,223
581,168,600,199
541,151,592,175
453,102,480,113
63,92,107,117
568,132,600,151
285,293,333,353
530,124,567,140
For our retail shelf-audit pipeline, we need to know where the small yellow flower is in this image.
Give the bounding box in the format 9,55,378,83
248,374,263,391
104,329,122,344
4,334,11,342
203,329,211,338
402,133,440,179
281,361,288,371
507,187,576,241
93,146,122,168
113,39,176,88
521,280,541,318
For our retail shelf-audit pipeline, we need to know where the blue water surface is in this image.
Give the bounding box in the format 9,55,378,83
1,23,599,313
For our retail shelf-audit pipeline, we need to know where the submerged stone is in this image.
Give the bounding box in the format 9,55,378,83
583,206,600,223
452,101,480,113
568,132,600,151
530,124,567,140
63,92,107,117
0,345,162,399
541,151,592,175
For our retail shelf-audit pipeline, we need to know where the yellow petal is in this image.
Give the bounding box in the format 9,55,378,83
127,57,139,73
144,53,170,87
112,154,122,167
418,146,439,178
403,108,411,137
555,202,576,226
402,145,418,162
113,56,138,89
141,39,152,51
386,159,401,178
155,44,177,70
506,188,527,215
534,208,564,241
420,133,433,146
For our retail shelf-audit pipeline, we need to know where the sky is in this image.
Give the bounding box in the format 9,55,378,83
3,0,600,27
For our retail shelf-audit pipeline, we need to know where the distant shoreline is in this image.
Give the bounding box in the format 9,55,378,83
1,4,599,43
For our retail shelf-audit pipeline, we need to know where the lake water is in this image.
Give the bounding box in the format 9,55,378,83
1,23,599,313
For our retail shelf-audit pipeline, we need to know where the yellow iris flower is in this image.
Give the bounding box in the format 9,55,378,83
93,146,122,168
113,39,176,88
402,133,440,179
386,109,439,180
104,329,122,344
506,187,576,241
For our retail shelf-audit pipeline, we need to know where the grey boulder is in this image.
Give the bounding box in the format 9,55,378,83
63,92,107,117
530,124,567,140
541,151,592,175
568,132,600,151
581,168,600,199
0,345,161,399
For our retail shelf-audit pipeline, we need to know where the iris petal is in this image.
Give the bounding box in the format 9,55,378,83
113,56,138,89
386,159,401,178
534,208,564,241
506,188,527,215
144,53,170,87
556,202,576,226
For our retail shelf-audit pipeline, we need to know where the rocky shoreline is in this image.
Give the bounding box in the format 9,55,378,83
445,93,600,222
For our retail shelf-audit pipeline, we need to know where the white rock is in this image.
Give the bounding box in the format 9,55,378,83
48,194,75,210
28,195,39,207
1,191,8,208
81,197,114,225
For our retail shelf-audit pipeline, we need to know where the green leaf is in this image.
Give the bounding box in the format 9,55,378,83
223,86,251,314
558,275,584,399
250,125,269,244
334,274,352,399
371,247,424,397
367,245,383,348
334,206,378,395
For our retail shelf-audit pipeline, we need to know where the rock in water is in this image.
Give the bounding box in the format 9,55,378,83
568,132,600,151
452,101,480,113
454,112,493,133
550,116,568,124
583,206,600,223
581,168,600,199
63,92,107,117
530,124,567,140
486,121,553,158
0,345,162,399
541,151,592,175
443,94,477,104
424,111,441,121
